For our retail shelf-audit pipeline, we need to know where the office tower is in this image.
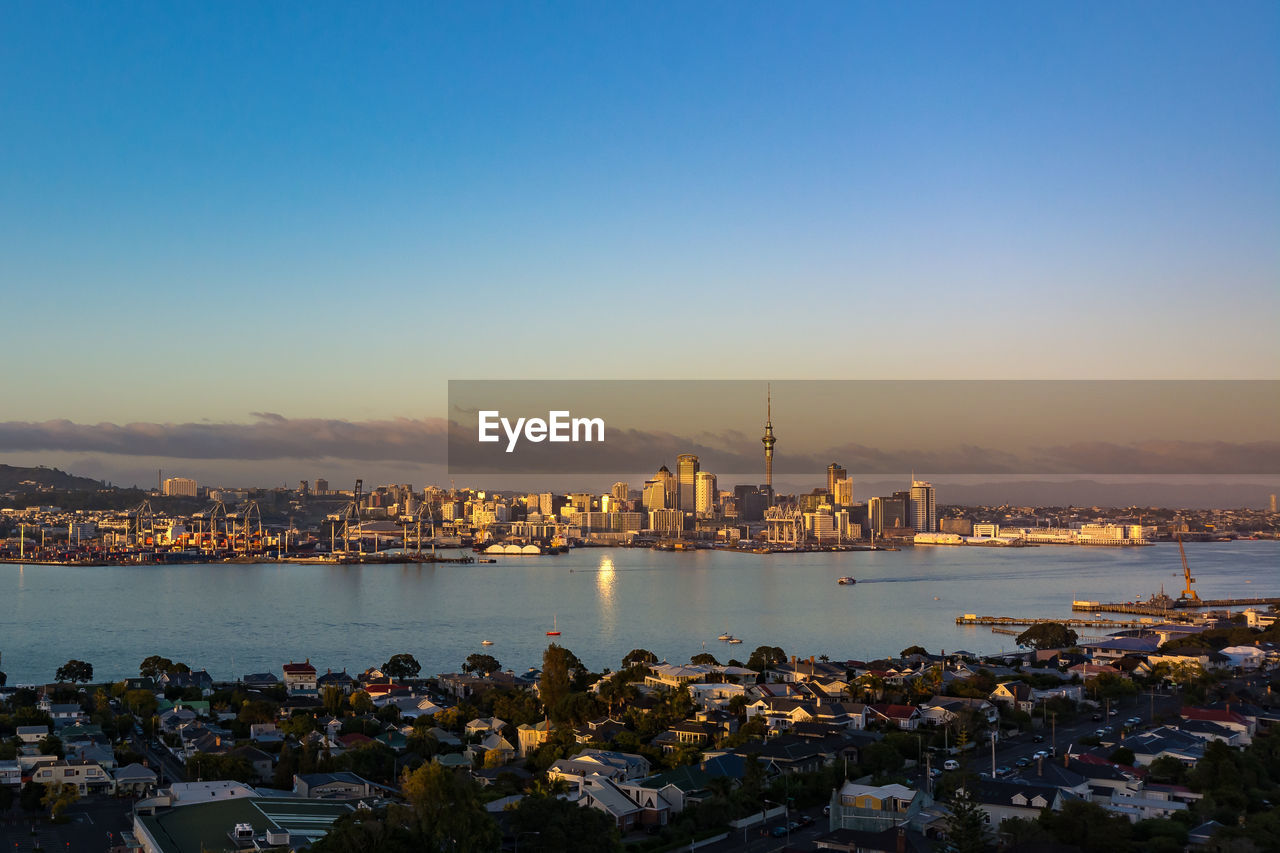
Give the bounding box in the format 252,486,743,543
761,386,776,494
315,478,329,494
612,482,629,504
162,477,198,497
827,463,847,496
909,480,937,532
645,465,677,511
695,471,718,516
677,454,700,511
1271,494,1277,513
869,494,908,534
734,484,769,522
833,477,854,508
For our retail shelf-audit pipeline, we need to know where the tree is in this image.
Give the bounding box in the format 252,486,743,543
0,669,6,687
901,645,929,657
1038,800,1134,853
139,655,175,678
746,645,786,672
942,790,993,853
690,652,720,666
541,644,574,718
383,653,421,682
463,653,500,675
20,780,45,813
400,762,500,852
507,793,623,853
55,659,94,684
1108,746,1136,766
622,648,657,667
1015,623,1079,651
350,690,375,715
39,734,64,758
41,781,80,822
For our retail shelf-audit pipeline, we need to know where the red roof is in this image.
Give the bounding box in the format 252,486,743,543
338,733,374,747
1181,706,1247,726
870,704,920,720
283,662,316,674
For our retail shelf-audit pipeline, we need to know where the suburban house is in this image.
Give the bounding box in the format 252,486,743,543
293,771,377,800
282,661,318,696
30,758,113,795
828,781,928,832
867,704,922,730
967,779,1065,825
989,681,1034,713
517,720,553,757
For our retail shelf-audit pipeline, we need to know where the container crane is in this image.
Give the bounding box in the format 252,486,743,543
1176,530,1200,602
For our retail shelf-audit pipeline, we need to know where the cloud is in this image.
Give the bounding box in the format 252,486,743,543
0,415,449,463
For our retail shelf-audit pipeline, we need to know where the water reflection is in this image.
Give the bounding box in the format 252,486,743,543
596,554,616,631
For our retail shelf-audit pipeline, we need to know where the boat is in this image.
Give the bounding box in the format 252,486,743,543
481,640,494,646
726,636,743,644
718,632,732,641
838,576,856,585
546,615,561,636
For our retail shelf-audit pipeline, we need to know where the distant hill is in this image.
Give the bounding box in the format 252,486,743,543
0,464,104,492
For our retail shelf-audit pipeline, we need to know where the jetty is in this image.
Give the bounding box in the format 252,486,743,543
956,614,1151,629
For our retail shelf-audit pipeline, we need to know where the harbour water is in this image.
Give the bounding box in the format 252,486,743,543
1,541,1276,685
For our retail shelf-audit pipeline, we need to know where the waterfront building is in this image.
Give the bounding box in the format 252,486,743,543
869,495,908,535
650,508,684,536
833,477,854,508
676,454,699,512
695,471,718,517
162,477,198,497
909,480,937,533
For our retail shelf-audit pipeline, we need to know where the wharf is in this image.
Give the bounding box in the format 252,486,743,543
1071,599,1280,616
957,614,1150,629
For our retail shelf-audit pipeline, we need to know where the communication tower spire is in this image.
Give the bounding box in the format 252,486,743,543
762,383,776,495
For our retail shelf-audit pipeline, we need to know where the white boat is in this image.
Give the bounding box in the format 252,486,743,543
481,640,494,646
838,576,856,585
718,632,732,641
727,637,743,644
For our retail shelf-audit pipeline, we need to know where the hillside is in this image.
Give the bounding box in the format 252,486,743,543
0,464,104,492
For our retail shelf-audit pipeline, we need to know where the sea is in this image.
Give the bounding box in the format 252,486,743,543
1,540,1276,686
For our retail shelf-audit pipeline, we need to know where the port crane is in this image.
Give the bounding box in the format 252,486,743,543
1176,530,1200,602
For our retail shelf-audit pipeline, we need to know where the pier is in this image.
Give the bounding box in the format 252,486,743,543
956,614,1151,629
1071,598,1280,616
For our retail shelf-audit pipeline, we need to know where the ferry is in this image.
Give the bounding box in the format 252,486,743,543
481,640,494,646
838,576,856,585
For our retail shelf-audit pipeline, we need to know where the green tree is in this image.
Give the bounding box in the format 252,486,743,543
1038,800,1134,853
1014,623,1078,651
139,655,175,678
400,763,500,853
901,645,929,657
541,644,574,719
508,793,623,853
942,790,993,852
463,653,500,675
55,659,94,684
310,806,418,853
350,690,375,715
691,652,720,665
746,645,786,672
383,653,422,681
1108,746,1136,766
19,780,45,813
622,648,658,667
41,781,80,822
321,685,345,717
39,734,64,758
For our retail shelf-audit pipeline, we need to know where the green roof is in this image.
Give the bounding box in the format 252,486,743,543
137,797,352,853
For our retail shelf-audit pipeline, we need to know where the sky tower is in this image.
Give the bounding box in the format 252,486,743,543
762,384,776,493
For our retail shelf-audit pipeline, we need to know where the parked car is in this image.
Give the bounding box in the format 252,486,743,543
1091,713,1103,721
1033,750,1049,760
996,765,1013,777
1031,734,1044,742
1015,757,1031,768
943,759,960,771
1095,729,1107,737
771,825,789,838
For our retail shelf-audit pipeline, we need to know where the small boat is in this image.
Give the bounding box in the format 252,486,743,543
546,615,561,636
727,636,743,644
481,640,494,646
718,632,732,641
838,576,856,585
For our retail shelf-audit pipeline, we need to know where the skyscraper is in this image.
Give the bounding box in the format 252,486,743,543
833,477,854,508
611,482,630,504
676,454,700,512
761,386,776,497
826,463,847,496
909,480,937,532
695,471,718,516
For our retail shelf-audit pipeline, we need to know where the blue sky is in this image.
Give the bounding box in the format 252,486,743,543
1,2,1276,485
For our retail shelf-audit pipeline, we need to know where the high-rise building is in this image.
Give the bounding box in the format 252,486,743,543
315,478,329,495
695,471,718,516
676,454,700,512
826,463,847,496
833,477,854,508
1271,493,1277,513
612,482,629,504
869,495,908,534
761,386,776,495
909,480,937,532
162,477,197,497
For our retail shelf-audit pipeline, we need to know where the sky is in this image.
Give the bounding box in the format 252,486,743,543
0,2,1276,490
